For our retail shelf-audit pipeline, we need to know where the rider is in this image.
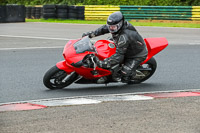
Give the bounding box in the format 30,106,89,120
82,11,148,83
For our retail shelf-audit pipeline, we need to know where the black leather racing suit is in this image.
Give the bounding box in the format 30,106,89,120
88,21,148,82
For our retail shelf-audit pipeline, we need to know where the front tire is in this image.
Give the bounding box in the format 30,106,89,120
43,65,78,90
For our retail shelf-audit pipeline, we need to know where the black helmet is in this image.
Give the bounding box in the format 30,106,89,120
107,11,124,34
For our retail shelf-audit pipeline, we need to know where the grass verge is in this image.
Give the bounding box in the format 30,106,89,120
26,19,200,28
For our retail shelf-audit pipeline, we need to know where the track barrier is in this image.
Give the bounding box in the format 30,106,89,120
120,6,200,21
1,5,199,23
0,5,6,23
25,5,85,20
84,5,120,20
192,6,200,20
0,5,25,23
84,5,200,21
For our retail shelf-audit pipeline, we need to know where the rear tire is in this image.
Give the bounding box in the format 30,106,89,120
128,57,157,84
43,65,78,90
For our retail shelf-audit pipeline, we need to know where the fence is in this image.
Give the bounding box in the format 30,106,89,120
84,5,120,20
192,6,200,20
84,5,200,21
120,6,200,21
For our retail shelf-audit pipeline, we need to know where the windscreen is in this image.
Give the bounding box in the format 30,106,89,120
73,36,95,54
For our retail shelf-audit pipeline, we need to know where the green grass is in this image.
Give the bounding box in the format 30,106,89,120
26,19,107,24
26,19,200,28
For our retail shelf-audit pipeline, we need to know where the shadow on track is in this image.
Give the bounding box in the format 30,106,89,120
44,82,165,95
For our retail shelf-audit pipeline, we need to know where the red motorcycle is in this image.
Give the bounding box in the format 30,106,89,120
43,36,168,89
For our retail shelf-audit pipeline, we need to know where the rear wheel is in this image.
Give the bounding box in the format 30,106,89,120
129,57,157,84
43,65,78,90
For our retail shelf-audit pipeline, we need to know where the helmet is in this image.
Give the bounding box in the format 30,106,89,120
107,11,124,34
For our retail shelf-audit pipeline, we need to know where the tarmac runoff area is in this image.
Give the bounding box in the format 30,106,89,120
1,90,200,133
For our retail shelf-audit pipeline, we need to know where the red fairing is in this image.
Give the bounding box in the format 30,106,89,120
63,40,78,64
56,60,74,74
94,40,116,60
142,37,168,64
61,38,112,79
63,39,94,65
56,40,80,74
72,67,112,79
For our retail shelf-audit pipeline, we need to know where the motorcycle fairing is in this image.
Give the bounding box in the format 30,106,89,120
56,60,74,74
63,39,93,66
62,37,113,79
73,67,112,79
142,37,168,64
57,39,88,74
94,40,116,60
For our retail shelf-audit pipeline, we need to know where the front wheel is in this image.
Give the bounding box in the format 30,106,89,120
43,65,78,90
129,57,157,84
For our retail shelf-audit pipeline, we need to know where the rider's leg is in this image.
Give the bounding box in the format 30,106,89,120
121,57,146,83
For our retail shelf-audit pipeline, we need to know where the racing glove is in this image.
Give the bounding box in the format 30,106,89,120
82,31,96,38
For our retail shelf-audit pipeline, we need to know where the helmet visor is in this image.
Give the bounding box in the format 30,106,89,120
107,20,123,33
108,25,118,33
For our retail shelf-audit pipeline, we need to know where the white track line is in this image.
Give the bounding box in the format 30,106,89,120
0,35,98,50
0,46,64,50
0,34,74,41
0,35,72,50
189,42,200,45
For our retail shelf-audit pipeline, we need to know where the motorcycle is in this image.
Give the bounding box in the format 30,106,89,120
43,36,168,90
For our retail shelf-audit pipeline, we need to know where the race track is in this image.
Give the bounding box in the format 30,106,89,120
0,23,200,103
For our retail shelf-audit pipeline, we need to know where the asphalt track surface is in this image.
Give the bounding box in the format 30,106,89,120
1,23,200,133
